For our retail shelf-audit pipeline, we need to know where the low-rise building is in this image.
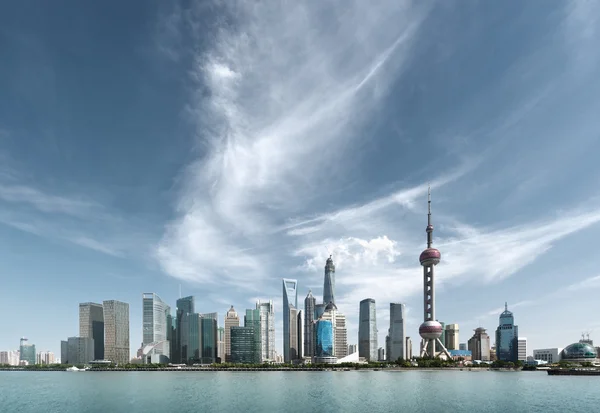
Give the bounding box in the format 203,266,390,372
532,348,562,364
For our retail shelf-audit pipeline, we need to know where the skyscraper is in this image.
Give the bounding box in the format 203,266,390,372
217,327,225,362
230,326,260,364
257,300,275,362
176,296,195,363
518,337,527,362
323,256,336,305
61,340,68,364
445,324,460,350
19,338,35,365
142,293,171,362
405,337,413,360
67,337,94,364
468,327,491,361
282,278,299,363
224,306,240,362
418,188,451,359
245,308,262,362
359,298,378,361
495,303,519,362
103,300,130,364
304,291,316,357
317,302,347,359
288,307,302,361
79,302,104,360
314,319,334,360
200,313,218,363
389,303,406,361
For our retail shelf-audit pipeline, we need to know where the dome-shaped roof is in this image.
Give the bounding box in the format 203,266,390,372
325,301,338,311
561,342,597,360
419,248,441,265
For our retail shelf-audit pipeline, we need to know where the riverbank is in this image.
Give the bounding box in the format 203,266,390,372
0,366,522,372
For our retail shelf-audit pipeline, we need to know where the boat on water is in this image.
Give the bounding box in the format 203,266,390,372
66,366,87,372
547,369,600,376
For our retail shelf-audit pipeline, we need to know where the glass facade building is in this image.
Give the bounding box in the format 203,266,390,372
257,301,275,362
79,302,104,360
103,300,130,364
67,336,94,365
200,315,218,363
495,303,519,362
359,298,378,361
315,320,334,357
224,306,240,363
323,256,336,305
142,293,171,363
389,303,406,361
19,338,36,365
230,326,260,364
175,296,195,364
304,291,316,357
282,278,298,363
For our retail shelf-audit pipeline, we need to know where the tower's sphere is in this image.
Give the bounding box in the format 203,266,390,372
419,320,443,340
419,248,441,266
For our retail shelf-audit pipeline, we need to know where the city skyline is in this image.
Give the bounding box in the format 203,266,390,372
2,1,600,359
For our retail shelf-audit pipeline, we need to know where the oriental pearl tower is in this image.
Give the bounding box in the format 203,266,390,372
418,188,452,359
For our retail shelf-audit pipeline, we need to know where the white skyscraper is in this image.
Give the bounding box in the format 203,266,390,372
141,293,171,363
257,300,276,362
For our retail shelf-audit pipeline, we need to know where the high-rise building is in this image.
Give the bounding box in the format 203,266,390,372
175,296,195,363
200,313,218,364
323,256,336,305
468,327,491,361
378,347,386,361
317,303,347,359
230,326,260,364
496,303,519,362
418,188,451,359
303,291,316,357
36,351,55,365
314,319,334,361
79,302,104,361
517,337,527,362
348,344,357,355
103,300,130,364
187,313,201,363
142,293,171,363
315,303,326,320
282,278,299,363
61,341,68,364
0,352,8,365
385,331,391,361
445,324,459,350
359,298,378,361
217,327,225,363
406,337,413,360
19,338,36,365
224,306,240,363
257,300,275,362
459,343,467,351
389,303,406,361
67,337,94,364
244,308,262,363
287,307,302,361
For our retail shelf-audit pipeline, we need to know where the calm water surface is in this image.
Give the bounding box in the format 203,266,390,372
1,370,598,412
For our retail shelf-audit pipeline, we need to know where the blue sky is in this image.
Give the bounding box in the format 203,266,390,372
2,1,600,358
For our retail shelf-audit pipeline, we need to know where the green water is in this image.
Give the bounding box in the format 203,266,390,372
0,370,597,412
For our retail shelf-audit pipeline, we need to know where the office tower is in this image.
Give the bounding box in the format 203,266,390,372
257,300,275,362
287,307,301,361
323,256,336,305
187,313,201,363
217,327,225,362
230,326,260,364
317,303,348,359
378,347,385,361
142,293,171,363
418,188,452,359
176,296,195,363
19,338,36,365
459,343,467,351
359,298,378,361
385,332,391,361
103,300,130,364
348,344,357,354
200,313,218,363
79,302,104,360
282,278,299,362
67,337,94,364
61,341,68,364
517,337,527,362
224,306,240,362
0,352,7,365
495,303,519,362
314,319,334,360
315,303,326,319
166,313,174,361
389,303,406,361
244,308,262,362
445,324,459,350
468,327,491,361
406,337,413,360
304,291,316,357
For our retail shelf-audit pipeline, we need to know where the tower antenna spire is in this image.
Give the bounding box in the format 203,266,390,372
426,186,433,249
505,302,508,312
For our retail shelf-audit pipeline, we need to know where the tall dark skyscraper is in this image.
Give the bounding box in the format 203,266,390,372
304,290,316,357
359,298,378,361
418,188,451,359
79,302,104,360
495,303,519,362
323,256,336,305
282,278,298,363
175,296,195,363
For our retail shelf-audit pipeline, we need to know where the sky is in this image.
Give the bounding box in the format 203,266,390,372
1,0,600,359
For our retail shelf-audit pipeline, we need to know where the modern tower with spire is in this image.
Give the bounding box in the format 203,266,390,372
323,256,336,305
418,188,452,359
